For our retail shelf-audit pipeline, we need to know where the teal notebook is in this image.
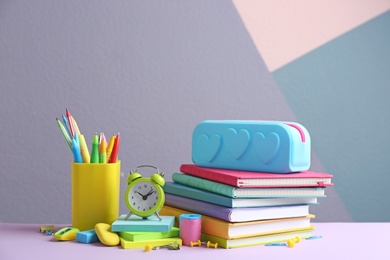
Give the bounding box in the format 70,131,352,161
119,226,180,241
111,214,175,233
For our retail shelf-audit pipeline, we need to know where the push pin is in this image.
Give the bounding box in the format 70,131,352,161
265,236,301,248
205,241,218,249
190,240,218,248
145,242,180,252
190,240,202,247
287,236,301,248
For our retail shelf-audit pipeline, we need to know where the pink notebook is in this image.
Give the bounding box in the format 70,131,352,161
180,164,333,188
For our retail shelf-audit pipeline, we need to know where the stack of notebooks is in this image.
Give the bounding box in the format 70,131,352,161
160,164,333,249
111,214,181,249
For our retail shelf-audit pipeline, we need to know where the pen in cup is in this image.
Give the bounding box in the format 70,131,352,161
61,114,72,138
56,118,72,151
106,134,116,162
71,116,81,136
99,132,107,146
99,138,107,163
108,133,120,163
72,138,83,163
78,134,90,163
66,108,76,138
90,133,99,163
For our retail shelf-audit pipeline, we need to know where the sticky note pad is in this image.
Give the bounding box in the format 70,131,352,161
119,226,180,241
76,229,99,243
111,214,175,233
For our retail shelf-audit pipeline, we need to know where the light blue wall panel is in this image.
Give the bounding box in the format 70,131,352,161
273,11,390,221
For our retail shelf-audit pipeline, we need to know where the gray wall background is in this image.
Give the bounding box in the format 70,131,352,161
1,1,386,223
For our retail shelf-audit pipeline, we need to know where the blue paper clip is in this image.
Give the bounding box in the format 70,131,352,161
305,235,322,240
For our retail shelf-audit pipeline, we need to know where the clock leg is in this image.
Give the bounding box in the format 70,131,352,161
154,212,162,222
125,212,133,220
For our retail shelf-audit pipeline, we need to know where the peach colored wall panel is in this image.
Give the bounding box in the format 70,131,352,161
233,0,390,71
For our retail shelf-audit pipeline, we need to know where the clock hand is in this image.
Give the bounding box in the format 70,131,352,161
136,191,145,197
145,188,155,197
136,191,149,200
136,191,153,201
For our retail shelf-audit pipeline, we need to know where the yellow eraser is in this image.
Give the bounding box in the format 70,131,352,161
95,223,120,246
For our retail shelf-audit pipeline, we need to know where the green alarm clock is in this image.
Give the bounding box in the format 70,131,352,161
124,165,165,221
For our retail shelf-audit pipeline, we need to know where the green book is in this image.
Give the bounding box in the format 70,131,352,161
119,226,180,241
120,237,182,249
201,227,314,249
172,172,235,197
111,214,175,233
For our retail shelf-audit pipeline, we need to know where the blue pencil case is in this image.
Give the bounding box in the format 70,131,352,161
192,120,311,173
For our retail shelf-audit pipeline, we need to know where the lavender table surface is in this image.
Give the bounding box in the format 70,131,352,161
1,222,388,260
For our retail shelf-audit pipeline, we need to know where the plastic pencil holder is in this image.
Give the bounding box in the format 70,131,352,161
71,161,120,231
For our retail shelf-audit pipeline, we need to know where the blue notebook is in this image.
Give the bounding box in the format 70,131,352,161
111,214,175,233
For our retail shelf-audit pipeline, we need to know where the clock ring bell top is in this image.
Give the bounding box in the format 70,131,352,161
124,165,166,221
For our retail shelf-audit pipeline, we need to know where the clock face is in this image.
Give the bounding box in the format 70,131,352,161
127,181,160,214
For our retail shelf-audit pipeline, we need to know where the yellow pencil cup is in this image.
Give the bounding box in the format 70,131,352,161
71,161,120,231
